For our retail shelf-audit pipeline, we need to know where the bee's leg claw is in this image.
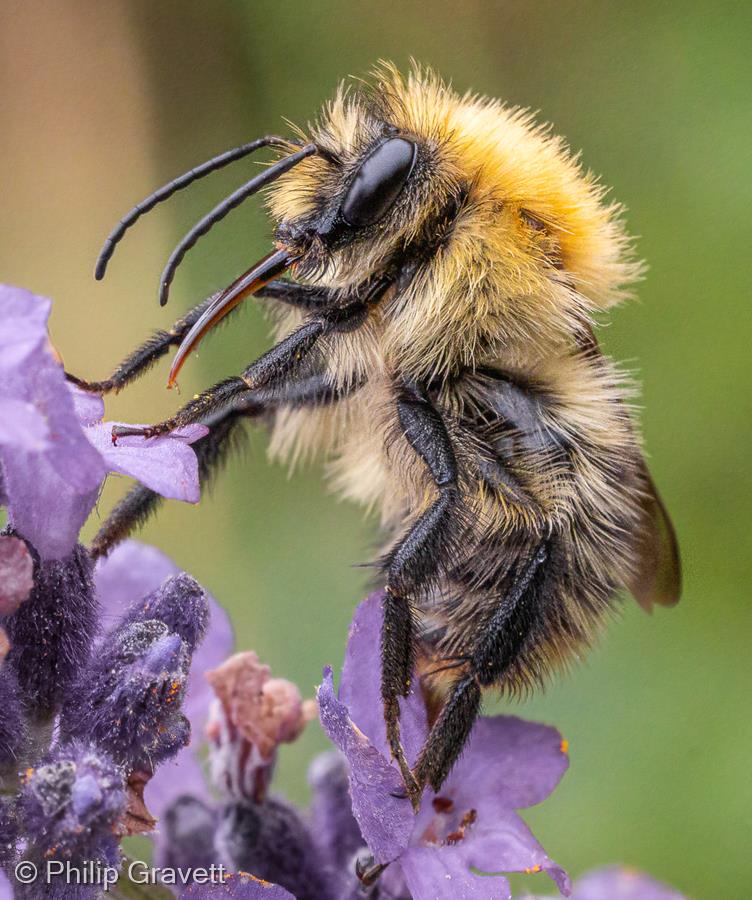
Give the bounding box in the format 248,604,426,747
355,852,389,888
110,423,168,445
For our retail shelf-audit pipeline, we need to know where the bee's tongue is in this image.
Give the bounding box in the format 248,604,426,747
167,248,297,387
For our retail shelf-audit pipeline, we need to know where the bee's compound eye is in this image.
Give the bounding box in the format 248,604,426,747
342,138,417,228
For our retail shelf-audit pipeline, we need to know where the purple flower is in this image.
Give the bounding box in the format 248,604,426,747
114,585,687,900
20,741,125,862
521,865,687,899
317,591,571,900
0,284,206,560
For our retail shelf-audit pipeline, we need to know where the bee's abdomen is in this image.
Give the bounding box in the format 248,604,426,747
417,357,645,693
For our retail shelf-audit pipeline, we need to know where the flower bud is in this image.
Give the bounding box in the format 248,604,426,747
160,795,217,871
216,796,332,900
116,572,209,654
308,750,364,871
206,652,315,804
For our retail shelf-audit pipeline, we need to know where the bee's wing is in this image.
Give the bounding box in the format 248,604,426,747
628,458,681,611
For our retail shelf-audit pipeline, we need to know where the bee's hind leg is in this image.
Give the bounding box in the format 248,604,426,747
412,543,548,792
381,379,462,809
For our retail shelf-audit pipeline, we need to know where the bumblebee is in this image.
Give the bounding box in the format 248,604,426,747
73,64,681,806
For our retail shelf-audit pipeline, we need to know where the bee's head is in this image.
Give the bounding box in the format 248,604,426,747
268,71,465,289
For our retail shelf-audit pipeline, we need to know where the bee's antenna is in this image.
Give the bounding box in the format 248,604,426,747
158,143,317,307
94,135,294,281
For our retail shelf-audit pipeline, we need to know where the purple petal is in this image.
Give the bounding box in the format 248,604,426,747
68,384,105,427
145,744,212,820
0,868,13,899
0,286,106,559
0,284,50,368
340,591,427,764
317,667,413,864
95,540,181,625
87,423,207,503
452,818,570,895
448,716,569,814
183,606,234,737
27,365,105,497
1,448,100,559
568,866,686,900
400,843,512,900
0,399,50,450
181,874,296,899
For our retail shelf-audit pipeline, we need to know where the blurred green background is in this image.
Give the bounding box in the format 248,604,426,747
1,2,750,897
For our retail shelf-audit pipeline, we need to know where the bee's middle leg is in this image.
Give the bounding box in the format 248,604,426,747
381,490,458,808
412,543,549,792
93,370,354,558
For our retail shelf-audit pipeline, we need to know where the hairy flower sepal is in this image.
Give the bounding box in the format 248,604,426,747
317,592,571,900
1,541,97,727
59,572,210,773
20,741,125,862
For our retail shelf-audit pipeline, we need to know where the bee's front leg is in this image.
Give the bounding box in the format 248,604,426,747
65,279,341,396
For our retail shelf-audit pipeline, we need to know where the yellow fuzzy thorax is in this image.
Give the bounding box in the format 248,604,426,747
268,64,642,378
